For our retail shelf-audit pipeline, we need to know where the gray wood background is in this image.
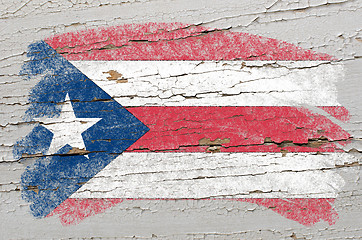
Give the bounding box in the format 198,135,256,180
1,0,361,239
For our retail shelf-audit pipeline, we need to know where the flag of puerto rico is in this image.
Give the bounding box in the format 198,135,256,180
14,22,355,226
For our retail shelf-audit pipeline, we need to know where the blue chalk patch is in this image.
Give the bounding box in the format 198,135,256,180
14,41,149,218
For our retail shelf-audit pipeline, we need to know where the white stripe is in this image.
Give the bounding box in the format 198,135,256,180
70,61,343,106
71,152,354,199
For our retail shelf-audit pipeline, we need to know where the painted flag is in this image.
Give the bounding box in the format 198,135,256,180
14,23,354,226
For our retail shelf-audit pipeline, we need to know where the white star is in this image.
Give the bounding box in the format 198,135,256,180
35,94,101,157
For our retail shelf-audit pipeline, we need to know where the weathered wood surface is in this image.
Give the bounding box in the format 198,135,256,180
1,0,361,239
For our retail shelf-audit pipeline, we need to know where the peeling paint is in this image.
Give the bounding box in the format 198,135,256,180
1,1,361,239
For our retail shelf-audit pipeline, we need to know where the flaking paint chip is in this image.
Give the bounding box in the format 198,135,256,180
103,70,128,83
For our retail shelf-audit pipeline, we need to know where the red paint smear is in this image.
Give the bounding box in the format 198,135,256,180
45,23,333,61
239,198,337,226
125,106,350,153
47,198,123,225
319,106,351,122
49,198,337,226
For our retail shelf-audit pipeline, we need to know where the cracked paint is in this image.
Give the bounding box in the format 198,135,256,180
1,2,361,239
9,23,360,230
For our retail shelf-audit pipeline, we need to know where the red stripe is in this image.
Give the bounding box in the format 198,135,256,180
48,198,337,226
45,23,333,61
318,106,351,122
238,198,337,226
47,199,123,225
125,106,350,153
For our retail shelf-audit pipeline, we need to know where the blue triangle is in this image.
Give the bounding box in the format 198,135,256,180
14,41,149,218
